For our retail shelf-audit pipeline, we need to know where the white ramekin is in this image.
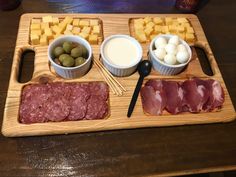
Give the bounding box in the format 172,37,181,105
48,35,92,79
100,34,143,77
149,34,192,75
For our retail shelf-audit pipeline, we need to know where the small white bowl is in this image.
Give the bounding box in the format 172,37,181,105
149,34,192,75
100,34,143,77
48,35,92,79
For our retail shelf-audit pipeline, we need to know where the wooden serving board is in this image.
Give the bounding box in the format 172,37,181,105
2,13,235,137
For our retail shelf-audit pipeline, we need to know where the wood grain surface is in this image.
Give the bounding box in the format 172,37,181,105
0,0,236,177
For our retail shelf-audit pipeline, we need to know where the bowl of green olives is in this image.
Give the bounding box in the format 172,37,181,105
48,35,92,79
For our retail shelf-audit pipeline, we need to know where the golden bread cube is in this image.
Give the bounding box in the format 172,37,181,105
177,25,185,33
79,20,90,27
144,27,153,36
82,26,91,34
52,17,59,25
30,23,41,30
88,34,98,44
177,18,188,24
165,17,173,25
185,33,195,42
92,25,100,34
187,27,194,33
64,30,73,35
30,34,40,45
144,17,152,24
153,17,163,25
90,19,99,26
42,16,53,24
72,19,80,27
134,18,145,25
146,22,155,29
66,24,73,31
154,25,162,33
31,19,41,24
39,35,48,45
79,32,89,39
31,29,42,36
63,16,73,24
72,27,81,35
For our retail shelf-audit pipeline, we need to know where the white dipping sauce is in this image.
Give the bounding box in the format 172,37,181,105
104,37,138,67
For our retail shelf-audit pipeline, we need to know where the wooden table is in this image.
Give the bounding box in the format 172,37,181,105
0,0,235,176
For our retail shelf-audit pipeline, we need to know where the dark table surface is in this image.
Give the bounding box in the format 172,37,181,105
0,0,236,176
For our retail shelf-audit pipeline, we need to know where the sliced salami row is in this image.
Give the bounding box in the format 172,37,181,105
140,78,225,115
19,82,109,124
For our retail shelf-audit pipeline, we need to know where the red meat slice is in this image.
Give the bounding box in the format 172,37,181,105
210,79,225,110
89,82,109,100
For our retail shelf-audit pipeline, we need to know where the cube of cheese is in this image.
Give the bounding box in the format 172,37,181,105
187,27,194,34
176,32,185,40
153,17,163,25
52,17,59,25
144,27,153,36
135,31,147,43
44,28,53,40
82,26,91,34
177,25,185,33
92,25,100,34
31,19,41,24
88,34,98,44
66,24,73,31
30,34,40,45
177,18,188,24
154,25,162,33
72,19,80,27
144,17,152,24
58,22,67,32
41,22,50,31
150,34,157,41
31,29,42,36
54,33,62,39
42,16,53,24
72,27,81,35
64,30,73,35
185,33,195,42
161,26,169,33
168,25,177,33
40,35,48,45
51,25,63,34
146,22,155,29
134,23,144,30
63,16,73,24
79,32,89,39
134,18,145,25
165,17,173,25
30,23,41,30
90,19,99,26
79,20,90,27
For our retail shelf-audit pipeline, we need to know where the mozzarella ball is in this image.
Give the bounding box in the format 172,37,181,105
164,54,176,65
176,51,189,64
168,35,179,46
154,48,166,60
154,37,167,49
177,44,187,52
165,43,177,55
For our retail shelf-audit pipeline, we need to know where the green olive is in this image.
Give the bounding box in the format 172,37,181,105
71,47,83,58
63,41,73,53
75,57,86,66
62,55,75,67
53,46,64,57
59,54,70,63
81,45,88,58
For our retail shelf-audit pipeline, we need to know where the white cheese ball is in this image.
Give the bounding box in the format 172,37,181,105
154,48,166,60
164,54,177,65
177,44,187,52
154,37,167,49
168,35,179,46
165,43,177,55
176,51,189,64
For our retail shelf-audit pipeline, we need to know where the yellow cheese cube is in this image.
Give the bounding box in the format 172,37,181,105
44,28,53,40
72,27,81,35
168,25,177,33
52,25,63,34
72,19,80,26
64,30,73,35
154,25,162,33
42,16,53,24
144,27,153,36
31,19,41,24
66,24,73,31
88,34,98,44
177,32,185,40
177,18,188,24
134,23,144,30
79,20,90,27
134,18,145,25
165,17,173,25
161,26,169,33
30,34,40,45
90,19,99,26
144,17,152,24
177,25,185,33
92,25,100,34
82,26,91,34
187,27,194,33
79,32,89,39
52,17,59,25
31,29,42,36
30,23,41,30
40,35,48,45
41,22,50,31
146,22,155,29
150,34,157,41
63,16,73,24
185,33,195,42
58,22,67,32
54,33,62,39
153,17,163,25
135,31,147,43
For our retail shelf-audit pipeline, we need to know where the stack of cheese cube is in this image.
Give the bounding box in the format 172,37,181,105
133,17,196,43
30,16,102,46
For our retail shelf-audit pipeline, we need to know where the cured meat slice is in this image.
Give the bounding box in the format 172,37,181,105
211,80,225,109
85,96,108,119
89,82,109,100
141,80,166,115
162,80,184,114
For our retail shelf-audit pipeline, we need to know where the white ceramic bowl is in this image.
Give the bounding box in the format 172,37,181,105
100,34,143,77
149,34,192,75
48,35,92,79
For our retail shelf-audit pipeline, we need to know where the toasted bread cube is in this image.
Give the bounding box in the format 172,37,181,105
30,34,40,45
146,22,155,29
92,25,100,34
63,16,73,24
40,35,48,45
154,25,162,33
58,22,67,32
134,23,144,30
64,30,73,35
66,24,73,31
144,27,153,36
88,34,98,44
90,19,99,26
153,17,163,25
72,19,80,26
187,27,194,34
30,23,41,30
135,31,147,43
177,25,185,33
79,20,90,27
161,26,169,33
31,29,42,36
185,33,195,42
134,18,145,25
165,17,173,25
144,17,152,24
72,27,81,35
52,17,59,25
82,26,91,34
177,18,188,24
42,16,53,24
31,19,41,24
79,32,89,39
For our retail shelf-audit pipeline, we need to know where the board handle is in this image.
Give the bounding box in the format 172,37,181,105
194,41,221,77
